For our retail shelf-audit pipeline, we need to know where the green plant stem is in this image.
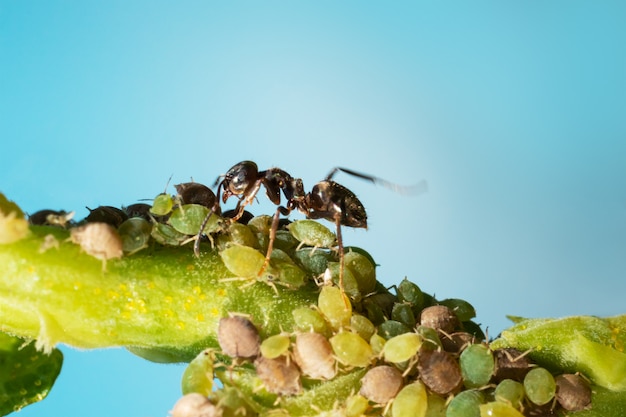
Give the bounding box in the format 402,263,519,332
0,226,317,361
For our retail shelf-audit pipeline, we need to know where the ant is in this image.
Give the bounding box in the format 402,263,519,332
208,160,425,293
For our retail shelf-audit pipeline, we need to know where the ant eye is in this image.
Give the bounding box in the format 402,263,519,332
391,382,428,417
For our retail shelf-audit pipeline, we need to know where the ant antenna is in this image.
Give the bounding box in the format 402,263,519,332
326,167,428,196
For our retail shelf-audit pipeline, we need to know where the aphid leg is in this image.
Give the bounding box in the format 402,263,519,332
334,213,345,294
194,209,214,257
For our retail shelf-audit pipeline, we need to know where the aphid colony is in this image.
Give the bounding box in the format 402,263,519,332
25,165,592,417
170,248,592,416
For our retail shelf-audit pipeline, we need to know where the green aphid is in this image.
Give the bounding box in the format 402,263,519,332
292,307,330,336
459,343,495,389
220,245,266,279
330,332,373,368
150,222,188,246
391,382,428,417
292,248,335,276
181,349,214,396
439,298,477,322
378,320,412,340
118,217,152,255
392,302,417,328
169,204,223,236
150,193,174,216
288,219,336,248
343,249,377,295
260,334,291,359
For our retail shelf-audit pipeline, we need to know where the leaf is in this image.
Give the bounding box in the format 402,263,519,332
0,332,63,416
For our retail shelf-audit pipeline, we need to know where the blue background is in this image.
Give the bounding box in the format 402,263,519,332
1,2,625,416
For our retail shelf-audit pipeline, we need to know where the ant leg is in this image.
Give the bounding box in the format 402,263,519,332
194,209,214,257
257,207,283,277
334,213,345,293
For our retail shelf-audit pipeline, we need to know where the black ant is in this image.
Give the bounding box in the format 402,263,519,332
209,160,425,292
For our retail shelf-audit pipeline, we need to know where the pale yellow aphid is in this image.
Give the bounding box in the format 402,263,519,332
70,222,123,270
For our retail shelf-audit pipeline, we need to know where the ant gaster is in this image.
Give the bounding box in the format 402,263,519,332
210,161,422,292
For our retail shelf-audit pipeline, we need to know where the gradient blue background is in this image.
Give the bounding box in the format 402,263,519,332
1,2,625,416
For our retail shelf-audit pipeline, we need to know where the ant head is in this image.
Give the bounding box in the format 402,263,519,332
220,161,259,202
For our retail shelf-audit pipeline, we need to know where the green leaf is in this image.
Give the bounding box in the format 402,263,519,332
0,332,63,416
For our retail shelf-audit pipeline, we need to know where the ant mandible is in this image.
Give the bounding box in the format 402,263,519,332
209,160,424,293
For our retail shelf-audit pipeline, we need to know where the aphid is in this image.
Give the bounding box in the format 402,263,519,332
329,331,374,368
317,285,352,330
181,350,215,396
169,393,222,417
494,379,525,409
478,401,525,417
359,365,404,404
84,205,128,227
28,209,75,227
419,305,459,334
459,343,495,389
445,390,484,417
175,182,220,209
555,373,591,411
123,203,152,220
254,355,302,396
438,298,476,322
260,334,291,359
214,161,421,293
38,233,60,253
344,394,369,417
292,332,336,380
117,217,152,255
217,315,260,359
291,307,330,336
523,367,556,406
417,349,463,396
382,332,422,364
439,331,474,354
492,348,532,382
391,303,417,328
350,314,376,341
390,381,428,417
70,222,123,270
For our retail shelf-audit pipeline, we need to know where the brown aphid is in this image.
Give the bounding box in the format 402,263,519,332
293,332,336,380
85,205,129,227
170,393,222,417
175,182,219,211
217,316,260,359
254,355,302,396
420,305,459,334
70,222,123,269
359,365,404,404
417,349,463,396
555,373,592,411
439,331,475,354
492,348,532,382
